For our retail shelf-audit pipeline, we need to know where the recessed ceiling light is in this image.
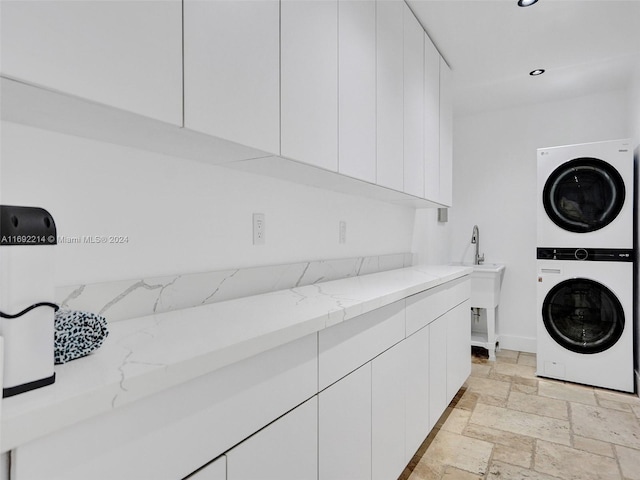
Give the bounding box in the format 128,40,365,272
530,69,545,76
518,0,539,6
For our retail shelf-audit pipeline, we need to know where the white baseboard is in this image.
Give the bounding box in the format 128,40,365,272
497,335,537,354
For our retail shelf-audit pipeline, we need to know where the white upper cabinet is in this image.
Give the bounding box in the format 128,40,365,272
439,58,454,207
423,34,441,203
0,0,182,126
281,0,339,171
338,0,377,184
403,4,425,198
184,0,280,154
376,0,405,192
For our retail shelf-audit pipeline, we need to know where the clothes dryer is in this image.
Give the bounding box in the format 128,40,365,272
536,248,634,392
537,139,633,248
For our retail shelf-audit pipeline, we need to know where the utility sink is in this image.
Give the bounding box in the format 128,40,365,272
469,263,505,309
452,262,506,360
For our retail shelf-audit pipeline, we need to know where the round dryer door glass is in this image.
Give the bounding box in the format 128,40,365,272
543,158,625,233
542,278,624,354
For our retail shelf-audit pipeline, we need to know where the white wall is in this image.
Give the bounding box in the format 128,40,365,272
450,89,629,353
0,121,415,287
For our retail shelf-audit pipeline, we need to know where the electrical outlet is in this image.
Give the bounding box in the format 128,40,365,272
339,221,346,244
253,213,265,245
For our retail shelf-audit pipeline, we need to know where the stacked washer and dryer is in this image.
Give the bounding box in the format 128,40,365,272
536,139,635,393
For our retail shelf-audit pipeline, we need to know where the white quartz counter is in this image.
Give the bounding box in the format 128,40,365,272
1,264,471,452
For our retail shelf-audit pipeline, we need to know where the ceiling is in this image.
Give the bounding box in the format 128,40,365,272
407,0,640,117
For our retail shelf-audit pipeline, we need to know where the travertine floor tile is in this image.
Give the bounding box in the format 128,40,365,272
456,390,480,411
538,379,597,405
487,460,562,480
507,390,568,420
417,430,493,477
492,443,532,468
571,403,640,449
440,408,471,434
462,423,535,451
517,353,537,367
496,349,519,361
595,389,640,406
534,440,621,480
470,403,571,445
573,435,615,458
440,466,484,479
470,363,491,378
614,445,640,480
464,376,511,406
493,362,537,380
512,382,538,395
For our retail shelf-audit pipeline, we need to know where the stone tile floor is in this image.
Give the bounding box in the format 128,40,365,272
399,349,640,480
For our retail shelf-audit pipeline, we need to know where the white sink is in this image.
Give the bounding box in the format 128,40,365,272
469,263,505,308
452,262,505,308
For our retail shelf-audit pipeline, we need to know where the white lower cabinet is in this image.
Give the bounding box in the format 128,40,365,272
372,341,408,480
186,456,226,480
319,364,372,480
404,326,430,463
227,397,318,480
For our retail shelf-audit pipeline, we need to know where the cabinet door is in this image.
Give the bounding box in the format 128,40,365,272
226,397,318,480
338,0,377,183
372,342,407,480
439,57,454,206
188,456,226,480
0,0,182,125
446,300,471,403
281,0,338,171
184,0,280,154
376,0,404,191
428,315,448,431
404,326,430,463
403,4,424,198
423,34,440,203
319,364,372,480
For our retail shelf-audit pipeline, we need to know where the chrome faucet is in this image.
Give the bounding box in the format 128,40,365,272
471,225,485,265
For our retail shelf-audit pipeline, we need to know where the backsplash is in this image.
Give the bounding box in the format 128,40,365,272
57,253,415,322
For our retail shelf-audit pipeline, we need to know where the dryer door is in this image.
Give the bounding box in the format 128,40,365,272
542,278,624,354
542,158,625,233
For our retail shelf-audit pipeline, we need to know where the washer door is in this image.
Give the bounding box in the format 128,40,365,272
542,278,624,354
543,158,625,233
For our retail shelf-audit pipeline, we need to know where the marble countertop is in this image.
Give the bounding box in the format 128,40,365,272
1,264,471,452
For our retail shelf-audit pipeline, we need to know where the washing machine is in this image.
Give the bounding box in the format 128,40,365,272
537,139,633,248
536,247,634,392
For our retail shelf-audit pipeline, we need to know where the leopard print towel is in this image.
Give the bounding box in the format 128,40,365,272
54,309,109,364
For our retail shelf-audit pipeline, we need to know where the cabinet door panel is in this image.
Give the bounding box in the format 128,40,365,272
281,0,338,171
184,0,280,154
428,315,448,431
446,300,471,403
404,326,430,463
319,364,372,480
423,34,440,202
403,4,424,198
0,0,182,125
338,0,377,183
372,342,407,480
227,397,318,480
376,0,404,191
439,58,453,206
